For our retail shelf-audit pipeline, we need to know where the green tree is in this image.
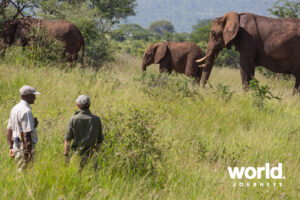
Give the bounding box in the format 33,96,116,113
148,20,175,35
190,20,212,44
36,0,137,33
173,32,189,42
111,24,152,41
268,0,300,18
92,0,137,24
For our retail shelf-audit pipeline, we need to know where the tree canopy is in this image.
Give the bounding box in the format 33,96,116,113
268,0,300,18
148,20,175,35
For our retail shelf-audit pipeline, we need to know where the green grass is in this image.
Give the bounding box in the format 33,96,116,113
0,55,299,199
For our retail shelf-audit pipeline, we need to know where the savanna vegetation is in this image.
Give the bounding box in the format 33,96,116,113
0,52,300,199
0,0,299,199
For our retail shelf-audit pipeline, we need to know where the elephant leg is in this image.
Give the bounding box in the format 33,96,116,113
159,66,171,74
292,75,300,95
239,56,255,91
0,48,5,57
185,62,201,83
159,59,171,74
240,66,254,91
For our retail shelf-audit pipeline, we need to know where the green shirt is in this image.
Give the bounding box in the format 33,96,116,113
65,109,103,155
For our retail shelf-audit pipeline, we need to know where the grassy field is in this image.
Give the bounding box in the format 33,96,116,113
0,54,299,199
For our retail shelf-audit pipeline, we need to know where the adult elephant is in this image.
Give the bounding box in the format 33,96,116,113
142,41,205,82
196,12,300,93
0,16,85,64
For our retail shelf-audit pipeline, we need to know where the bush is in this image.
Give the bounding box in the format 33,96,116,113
71,16,114,67
214,48,240,68
0,30,65,67
214,83,234,103
100,107,162,175
112,40,150,57
134,71,199,101
249,78,281,109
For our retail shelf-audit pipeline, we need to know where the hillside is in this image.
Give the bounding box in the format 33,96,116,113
125,0,278,32
0,54,299,199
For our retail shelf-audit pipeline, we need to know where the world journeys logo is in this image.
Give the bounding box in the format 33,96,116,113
228,163,285,187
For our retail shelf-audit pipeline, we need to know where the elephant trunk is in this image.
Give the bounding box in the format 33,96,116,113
142,58,148,71
197,42,223,86
201,57,214,86
142,63,147,71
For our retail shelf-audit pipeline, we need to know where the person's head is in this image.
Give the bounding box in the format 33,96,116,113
75,95,90,110
19,85,41,104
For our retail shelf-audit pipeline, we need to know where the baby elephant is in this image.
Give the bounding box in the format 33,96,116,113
142,41,205,82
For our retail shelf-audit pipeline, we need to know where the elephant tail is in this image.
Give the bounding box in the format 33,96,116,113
81,40,85,67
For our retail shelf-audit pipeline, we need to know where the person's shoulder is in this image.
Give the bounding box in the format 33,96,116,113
92,113,101,121
69,111,81,121
14,103,32,115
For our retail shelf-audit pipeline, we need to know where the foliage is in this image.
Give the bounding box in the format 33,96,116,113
0,0,35,32
36,0,137,32
0,58,299,199
148,20,175,35
214,83,234,103
0,29,65,67
111,39,151,57
172,32,190,42
249,78,282,109
4,0,136,67
214,48,240,68
190,20,212,44
268,0,300,18
101,107,162,175
134,71,199,101
110,23,153,41
93,0,137,25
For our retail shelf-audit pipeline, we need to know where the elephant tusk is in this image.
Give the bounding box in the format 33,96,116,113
198,64,206,68
196,56,207,64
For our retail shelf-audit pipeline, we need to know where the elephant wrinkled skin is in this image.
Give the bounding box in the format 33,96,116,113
142,41,205,82
196,12,300,93
0,17,85,64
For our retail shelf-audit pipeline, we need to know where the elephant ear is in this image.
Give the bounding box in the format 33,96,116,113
154,43,167,64
223,12,239,47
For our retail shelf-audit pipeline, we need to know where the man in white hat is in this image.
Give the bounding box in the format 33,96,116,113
6,85,40,171
64,95,103,169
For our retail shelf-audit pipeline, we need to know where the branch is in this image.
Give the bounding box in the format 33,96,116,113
10,0,34,18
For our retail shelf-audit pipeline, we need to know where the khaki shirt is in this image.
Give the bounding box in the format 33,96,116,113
65,110,103,155
7,100,38,143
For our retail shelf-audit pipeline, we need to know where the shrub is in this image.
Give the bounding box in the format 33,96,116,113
134,71,199,101
214,83,234,103
0,29,65,67
249,78,281,109
100,107,162,175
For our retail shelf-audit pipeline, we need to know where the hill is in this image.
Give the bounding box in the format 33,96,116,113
124,0,278,32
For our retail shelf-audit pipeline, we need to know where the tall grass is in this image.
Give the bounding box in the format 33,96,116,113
0,55,299,199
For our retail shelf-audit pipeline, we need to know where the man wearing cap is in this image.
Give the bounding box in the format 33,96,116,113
64,95,103,168
6,85,40,171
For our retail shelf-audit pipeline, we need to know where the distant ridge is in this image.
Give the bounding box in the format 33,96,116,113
124,0,278,32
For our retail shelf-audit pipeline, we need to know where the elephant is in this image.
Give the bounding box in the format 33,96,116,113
0,17,85,64
142,41,205,82
196,12,300,93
